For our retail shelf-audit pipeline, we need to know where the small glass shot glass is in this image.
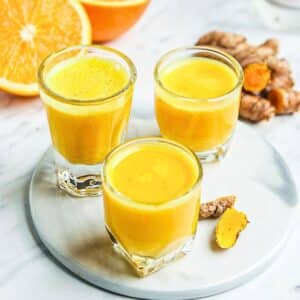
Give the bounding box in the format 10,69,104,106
102,137,202,276
155,46,243,162
38,45,136,197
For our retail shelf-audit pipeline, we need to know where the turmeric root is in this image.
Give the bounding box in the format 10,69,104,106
196,31,249,63
235,39,278,64
267,56,291,75
200,195,236,219
243,63,271,93
215,208,248,249
197,32,278,65
196,31,300,122
196,31,246,49
266,57,294,90
268,88,300,114
255,39,279,59
240,93,275,122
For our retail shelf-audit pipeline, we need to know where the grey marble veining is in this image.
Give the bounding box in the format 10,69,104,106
1,1,300,299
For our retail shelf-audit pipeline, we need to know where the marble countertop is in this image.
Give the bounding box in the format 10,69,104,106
0,1,300,299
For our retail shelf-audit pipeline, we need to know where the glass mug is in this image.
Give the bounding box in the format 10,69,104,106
38,45,136,197
102,137,202,276
155,46,243,162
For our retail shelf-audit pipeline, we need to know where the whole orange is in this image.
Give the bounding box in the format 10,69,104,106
81,0,150,42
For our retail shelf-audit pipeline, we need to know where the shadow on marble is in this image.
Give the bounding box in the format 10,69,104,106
69,235,136,277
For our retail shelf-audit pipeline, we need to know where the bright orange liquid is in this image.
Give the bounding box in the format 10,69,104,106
155,57,241,152
103,141,200,257
41,56,132,164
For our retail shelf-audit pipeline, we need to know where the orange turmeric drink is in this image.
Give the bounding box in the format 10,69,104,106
155,47,243,162
38,46,136,197
102,138,202,276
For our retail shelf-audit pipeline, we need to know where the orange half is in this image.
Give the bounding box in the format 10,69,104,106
81,0,150,42
0,0,91,96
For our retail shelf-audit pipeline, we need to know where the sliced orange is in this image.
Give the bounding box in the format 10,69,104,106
81,0,150,42
0,0,91,96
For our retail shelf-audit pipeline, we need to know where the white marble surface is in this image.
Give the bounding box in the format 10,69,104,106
0,1,300,299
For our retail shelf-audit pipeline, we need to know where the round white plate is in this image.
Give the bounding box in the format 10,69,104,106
28,120,298,300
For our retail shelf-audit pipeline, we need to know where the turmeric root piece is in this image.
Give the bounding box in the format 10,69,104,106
196,31,250,63
200,195,236,219
240,93,275,122
196,31,299,121
243,63,271,93
196,32,278,62
266,57,294,90
196,31,246,49
236,38,278,64
255,39,279,59
267,56,292,75
215,208,248,249
228,42,252,61
268,88,300,114
268,74,294,91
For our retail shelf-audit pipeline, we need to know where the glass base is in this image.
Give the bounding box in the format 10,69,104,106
57,170,102,197
196,138,231,163
53,148,102,197
106,227,194,277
